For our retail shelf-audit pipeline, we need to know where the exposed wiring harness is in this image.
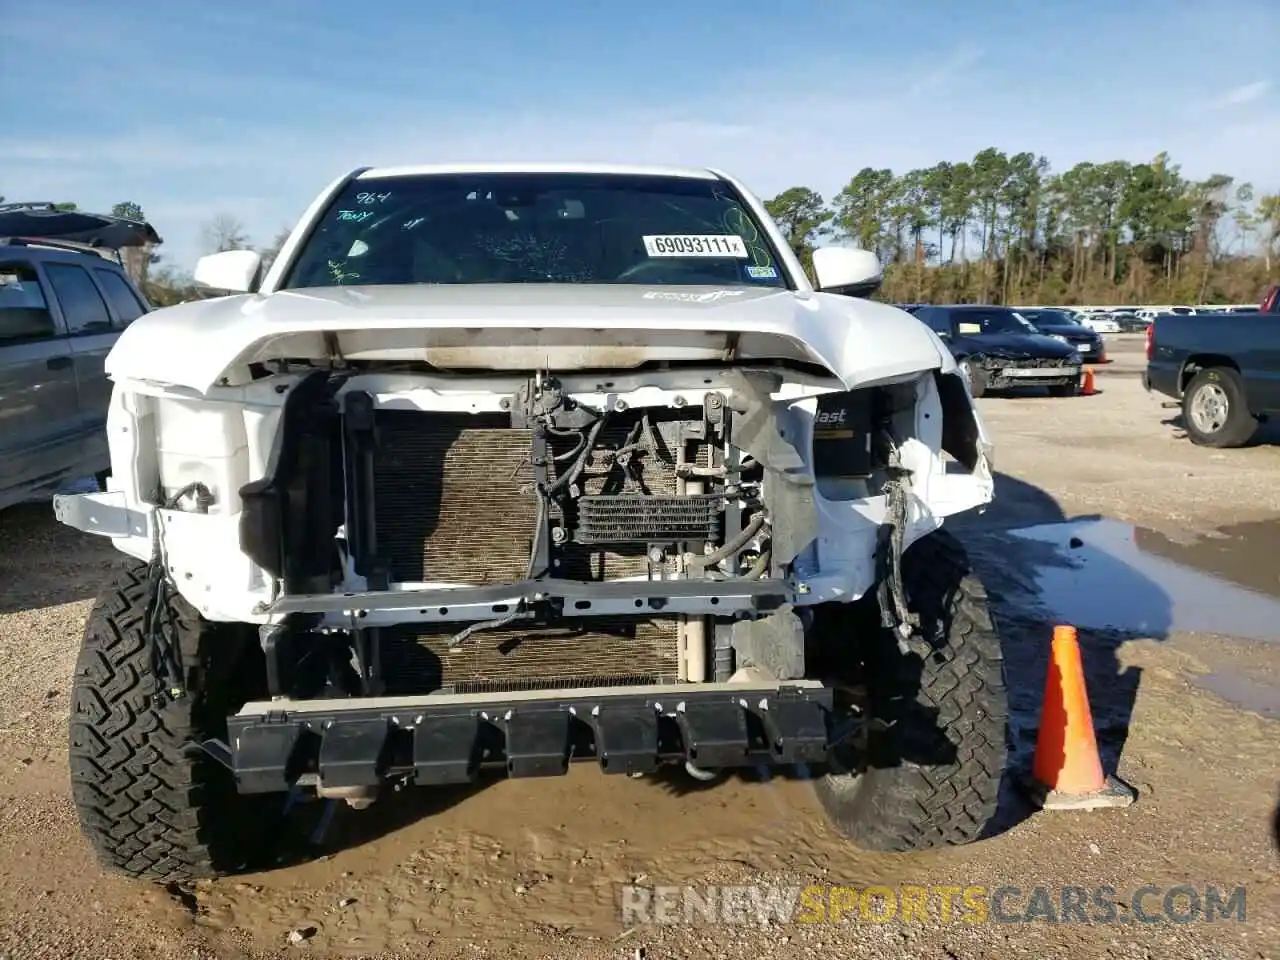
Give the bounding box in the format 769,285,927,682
446,601,529,649
875,437,922,655
143,560,188,704
162,482,215,513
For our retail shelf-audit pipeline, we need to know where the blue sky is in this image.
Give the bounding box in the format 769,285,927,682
2,0,1277,269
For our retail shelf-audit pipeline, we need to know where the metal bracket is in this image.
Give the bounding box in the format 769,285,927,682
52,490,149,539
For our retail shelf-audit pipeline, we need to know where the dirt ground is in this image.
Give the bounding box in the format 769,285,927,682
1,338,1277,960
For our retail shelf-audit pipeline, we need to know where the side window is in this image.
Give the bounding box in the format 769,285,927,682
0,261,58,344
93,269,147,327
42,262,113,335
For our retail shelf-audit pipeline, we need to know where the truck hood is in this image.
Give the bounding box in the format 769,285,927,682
106,283,955,393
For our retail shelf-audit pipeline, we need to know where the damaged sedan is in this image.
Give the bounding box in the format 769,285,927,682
912,303,1085,397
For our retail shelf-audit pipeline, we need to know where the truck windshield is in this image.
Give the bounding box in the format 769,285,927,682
281,172,788,290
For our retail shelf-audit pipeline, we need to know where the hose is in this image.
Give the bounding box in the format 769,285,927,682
744,549,771,580
546,415,607,496
524,493,549,579
685,513,766,570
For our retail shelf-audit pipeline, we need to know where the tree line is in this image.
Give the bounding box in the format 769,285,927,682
9,148,1279,307
765,150,1279,306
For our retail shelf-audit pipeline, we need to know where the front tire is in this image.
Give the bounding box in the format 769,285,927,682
69,562,274,882
1181,367,1256,448
813,529,1008,852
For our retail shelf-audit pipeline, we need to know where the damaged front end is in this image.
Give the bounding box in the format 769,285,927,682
54,357,993,799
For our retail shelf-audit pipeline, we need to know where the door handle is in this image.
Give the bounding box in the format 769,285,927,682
47,355,73,370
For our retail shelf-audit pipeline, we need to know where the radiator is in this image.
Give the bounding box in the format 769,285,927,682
369,409,707,692
379,618,681,695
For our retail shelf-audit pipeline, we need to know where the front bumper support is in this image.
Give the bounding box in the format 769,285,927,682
265,577,790,626
222,680,834,794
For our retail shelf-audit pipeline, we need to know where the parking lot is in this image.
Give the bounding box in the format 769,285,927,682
0,335,1277,960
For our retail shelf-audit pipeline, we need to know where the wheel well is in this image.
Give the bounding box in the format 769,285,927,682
1180,354,1238,392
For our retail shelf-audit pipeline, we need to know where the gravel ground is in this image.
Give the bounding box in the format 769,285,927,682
0,337,1276,959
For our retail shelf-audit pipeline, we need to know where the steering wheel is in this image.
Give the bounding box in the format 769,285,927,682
614,259,720,283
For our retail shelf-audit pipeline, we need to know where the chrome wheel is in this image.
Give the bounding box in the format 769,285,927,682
1189,382,1230,434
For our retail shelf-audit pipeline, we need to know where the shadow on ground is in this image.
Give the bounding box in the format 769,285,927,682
1159,411,1280,447
0,502,122,614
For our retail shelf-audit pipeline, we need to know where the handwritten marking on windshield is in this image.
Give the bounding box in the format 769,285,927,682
402,217,425,230
337,209,374,223
328,260,361,283
355,192,392,205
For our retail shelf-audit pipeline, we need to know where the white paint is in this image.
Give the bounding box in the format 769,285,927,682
104,284,955,393
192,249,263,293
811,246,882,292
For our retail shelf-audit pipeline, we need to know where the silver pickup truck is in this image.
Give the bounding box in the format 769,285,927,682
0,203,159,511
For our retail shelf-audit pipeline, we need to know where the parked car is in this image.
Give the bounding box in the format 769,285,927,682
1144,284,1280,446
0,202,159,511
1110,311,1150,333
1015,308,1107,362
912,303,1083,397
1075,311,1121,333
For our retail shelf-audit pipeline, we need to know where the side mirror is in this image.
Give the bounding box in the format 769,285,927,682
812,246,882,297
193,249,263,293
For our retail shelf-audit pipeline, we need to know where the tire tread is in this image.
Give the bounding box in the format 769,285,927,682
815,529,1009,852
68,561,263,882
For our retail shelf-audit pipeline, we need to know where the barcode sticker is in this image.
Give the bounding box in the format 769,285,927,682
642,235,749,258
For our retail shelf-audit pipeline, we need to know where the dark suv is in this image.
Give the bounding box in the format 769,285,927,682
909,303,1083,397
0,204,160,511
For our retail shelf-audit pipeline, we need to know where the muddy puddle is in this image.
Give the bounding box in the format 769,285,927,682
965,515,1280,722
973,517,1280,644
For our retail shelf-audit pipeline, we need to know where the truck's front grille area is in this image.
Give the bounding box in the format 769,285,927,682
368,408,710,694
370,409,710,584
378,618,681,694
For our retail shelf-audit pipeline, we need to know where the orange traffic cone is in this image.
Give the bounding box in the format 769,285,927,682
1022,625,1136,810
1080,367,1096,396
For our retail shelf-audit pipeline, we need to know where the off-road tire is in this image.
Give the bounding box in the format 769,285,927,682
1181,367,1256,448
69,561,273,882
814,529,1008,851
1047,379,1080,398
